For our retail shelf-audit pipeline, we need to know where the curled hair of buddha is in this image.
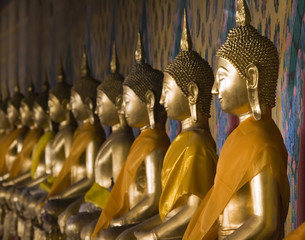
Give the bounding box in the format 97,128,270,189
123,33,166,123
50,58,72,103
98,41,124,104
9,80,24,111
35,71,50,112
22,77,38,110
216,0,279,108
164,9,214,117
72,46,99,105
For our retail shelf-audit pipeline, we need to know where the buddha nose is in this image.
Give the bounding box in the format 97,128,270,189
211,81,219,95
159,90,165,105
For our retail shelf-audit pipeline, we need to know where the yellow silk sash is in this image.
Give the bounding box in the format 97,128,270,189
183,116,290,240
92,128,170,237
9,128,42,179
284,222,305,240
31,131,55,178
85,182,110,209
46,121,104,199
159,130,217,221
0,127,27,175
39,175,56,192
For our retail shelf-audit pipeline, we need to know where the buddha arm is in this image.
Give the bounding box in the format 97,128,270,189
95,145,113,189
49,140,99,199
2,170,32,187
110,149,164,226
226,168,279,240
27,173,48,187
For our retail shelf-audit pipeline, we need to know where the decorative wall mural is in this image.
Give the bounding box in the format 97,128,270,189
0,0,304,234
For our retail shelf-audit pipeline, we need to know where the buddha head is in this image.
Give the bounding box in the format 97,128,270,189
161,10,214,123
33,72,50,129
71,47,99,123
20,79,38,127
0,84,11,131
212,0,279,120
7,81,24,127
48,59,73,124
123,33,165,129
96,42,124,127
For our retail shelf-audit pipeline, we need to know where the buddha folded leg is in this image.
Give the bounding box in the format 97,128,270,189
65,210,101,240
41,196,82,232
80,218,98,240
57,197,85,233
95,224,136,240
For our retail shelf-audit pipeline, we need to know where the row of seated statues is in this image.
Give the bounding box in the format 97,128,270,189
0,1,301,239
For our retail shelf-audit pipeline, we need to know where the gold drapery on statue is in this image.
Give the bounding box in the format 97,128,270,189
0,127,27,175
31,131,55,178
183,116,290,240
92,128,170,237
159,130,217,221
9,128,42,179
46,121,103,199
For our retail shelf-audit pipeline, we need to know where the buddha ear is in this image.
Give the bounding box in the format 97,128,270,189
115,95,124,114
85,97,95,124
145,90,155,129
187,81,199,122
62,99,69,110
245,63,261,120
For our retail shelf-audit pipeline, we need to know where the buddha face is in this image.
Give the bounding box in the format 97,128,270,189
48,94,67,123
0,110,10,130
123,86,149,128
33,103,48,129
7,103,19,126
20,102,33,127
212,57,251,116
70,90,89,121
160,73,190,121
96,90,119,126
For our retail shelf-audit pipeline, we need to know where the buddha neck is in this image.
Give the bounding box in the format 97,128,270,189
239,111,253,123
181,114,209,132
82,118,92,125
238,105,271,123
111,122,123,133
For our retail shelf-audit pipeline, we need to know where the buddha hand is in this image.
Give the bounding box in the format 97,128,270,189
134,230,157,240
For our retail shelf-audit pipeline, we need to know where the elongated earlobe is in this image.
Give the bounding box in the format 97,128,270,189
246,63,261,120
145,90,155,129
85,97,95,125
187,82,199,123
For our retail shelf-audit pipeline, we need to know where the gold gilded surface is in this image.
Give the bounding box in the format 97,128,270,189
183,1,289,239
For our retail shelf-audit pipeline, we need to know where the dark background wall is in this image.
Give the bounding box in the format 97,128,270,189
0,0,304,234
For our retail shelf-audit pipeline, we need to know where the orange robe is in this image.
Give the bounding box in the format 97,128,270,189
46,121,104,199
183,116,290,240
284,222,305,240
0,127,27,175
159,129,217,221
92,128,170,237
9,128,42,179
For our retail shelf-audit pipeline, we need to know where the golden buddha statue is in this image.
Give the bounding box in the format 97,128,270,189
23,61,76,239
39,48,104,238
4,80,42,184
0,85,13,176
89,33,170,240
1,80,43,240
115,10,217,240
0,82,27,182
59,42,134,240
183,1,290,239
